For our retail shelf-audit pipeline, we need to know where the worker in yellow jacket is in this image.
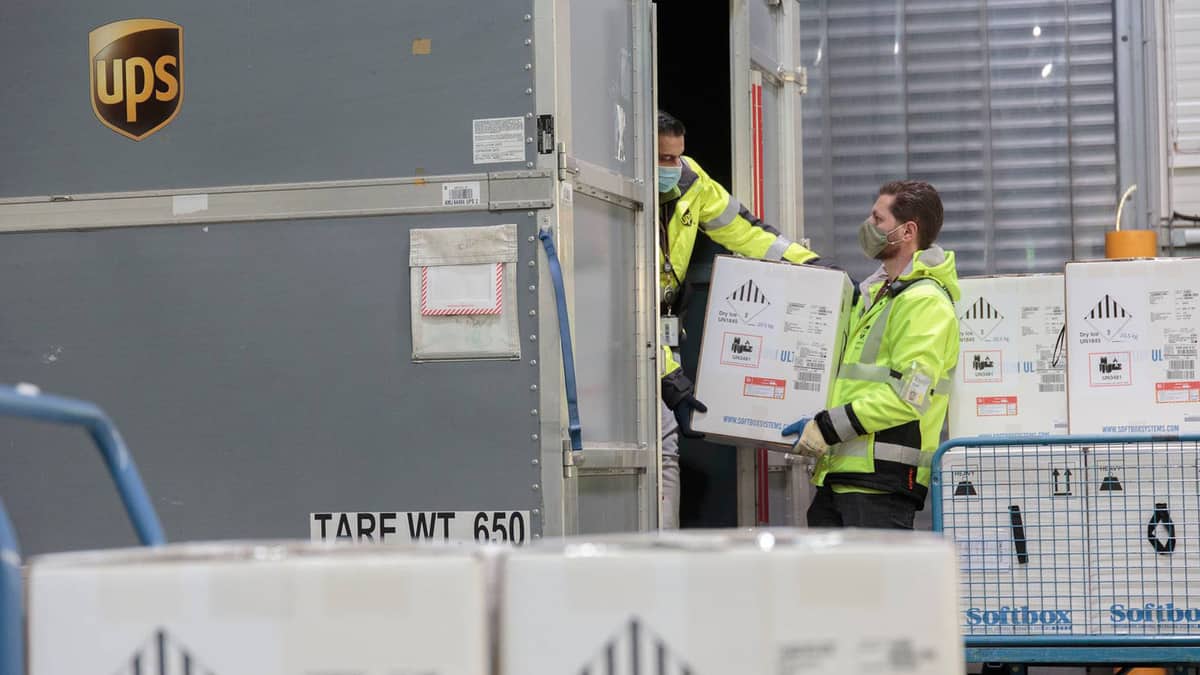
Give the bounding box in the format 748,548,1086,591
657,111,819,528
782,180,960,529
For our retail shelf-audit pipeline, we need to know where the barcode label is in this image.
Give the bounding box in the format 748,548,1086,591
1039,384,1066,393
1040,373,1065,383
1168,359,1195,371
1167,370,1196,380
793,371,824,392
441,182,481,206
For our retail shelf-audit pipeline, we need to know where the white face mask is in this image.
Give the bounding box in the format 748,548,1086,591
858,217,906,259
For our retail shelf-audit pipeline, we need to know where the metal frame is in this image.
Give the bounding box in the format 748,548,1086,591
631,0,661,530
1115,0,1165,235
730,0,812,527
649,0,664,530
930,433,1200,667
731,0,754,211
0,172,554,233
571,0,659,533
535,0,659,535
534,0,571,538
731,0,760,528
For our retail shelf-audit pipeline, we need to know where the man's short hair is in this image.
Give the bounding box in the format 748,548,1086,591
658,110,686,137
879,180,943,248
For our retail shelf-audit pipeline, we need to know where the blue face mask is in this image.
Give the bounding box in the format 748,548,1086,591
658,165,682,193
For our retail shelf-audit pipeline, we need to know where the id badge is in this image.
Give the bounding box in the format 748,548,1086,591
900,363,934,407
661,316,681,347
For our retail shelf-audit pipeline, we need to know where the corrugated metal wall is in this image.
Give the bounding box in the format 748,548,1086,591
797,0,1118,280
1170,0,1200,216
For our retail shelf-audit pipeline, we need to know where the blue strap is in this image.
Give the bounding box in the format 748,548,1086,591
0,386,167,546
0,499,21,675
538,229,583,452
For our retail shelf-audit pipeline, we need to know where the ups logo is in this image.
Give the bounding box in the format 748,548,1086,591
89,19,183,141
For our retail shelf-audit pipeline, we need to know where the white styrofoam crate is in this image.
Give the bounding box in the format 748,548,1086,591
692,256,853,449
1087,443,1200,634
940,446,1090,635
1066,258,1200,435
949,274,1067,438
500,530,964,674
29,543,489,675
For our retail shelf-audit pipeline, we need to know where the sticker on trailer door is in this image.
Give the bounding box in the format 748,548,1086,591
743,376,785,400
1156,381,1200,404
310,510,530,545
472,116,526,164
962,350,1002,383
1089,352,1132,387
441,181,481,206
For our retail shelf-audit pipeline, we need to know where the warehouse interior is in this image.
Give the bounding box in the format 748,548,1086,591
1,0,1199,673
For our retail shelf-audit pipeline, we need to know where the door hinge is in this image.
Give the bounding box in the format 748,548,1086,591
556,143,578,182
563,441,581,479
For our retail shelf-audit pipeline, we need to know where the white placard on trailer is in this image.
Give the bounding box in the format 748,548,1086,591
310,510,531,545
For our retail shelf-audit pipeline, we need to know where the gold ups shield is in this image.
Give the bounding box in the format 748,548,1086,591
89,19,183,141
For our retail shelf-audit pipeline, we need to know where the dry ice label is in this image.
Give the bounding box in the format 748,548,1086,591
720,332,762,368
721,278,772,326
578,617,695,674
89,19,183,140
1083,294,1133,342
1089,351,1132,387
116,629,215,674
962,350,1002,383
960,296,1004,341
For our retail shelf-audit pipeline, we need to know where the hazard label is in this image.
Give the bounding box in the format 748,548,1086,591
977,395,1018,417
963,350,1002,383
721,332,763,368
744,376,786,400
1088,351,1132,387
960,296,1005,340
1085,294,1133,341
725,278,771,323
1156,381,1200,404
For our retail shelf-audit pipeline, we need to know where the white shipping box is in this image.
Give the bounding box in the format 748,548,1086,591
939,446,1089,635
1066,258,1200,434
1087,444,1200,634
948,274,1067,438
692,256,854,448
29,542,489,675
500,529,964,674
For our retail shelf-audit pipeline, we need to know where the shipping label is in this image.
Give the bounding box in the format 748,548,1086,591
977,396,1019,417
744,376,787,400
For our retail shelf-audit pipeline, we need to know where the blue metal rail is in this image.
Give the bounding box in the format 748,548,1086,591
931,433,1200,667
0,384,166,675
